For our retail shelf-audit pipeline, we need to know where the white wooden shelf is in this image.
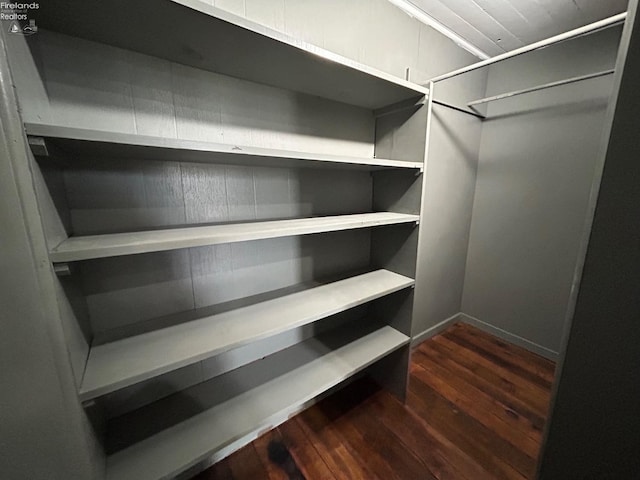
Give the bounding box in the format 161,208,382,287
25,123,424,171
105,323,409,480
50,212,419,263
80,269,414,400
35,0,428,110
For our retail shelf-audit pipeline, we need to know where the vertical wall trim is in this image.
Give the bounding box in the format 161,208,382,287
411,83,434,338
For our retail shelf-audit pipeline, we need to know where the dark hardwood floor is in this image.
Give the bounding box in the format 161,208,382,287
193,323,556,480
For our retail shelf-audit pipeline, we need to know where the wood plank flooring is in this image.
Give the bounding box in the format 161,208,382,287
193,323,556,479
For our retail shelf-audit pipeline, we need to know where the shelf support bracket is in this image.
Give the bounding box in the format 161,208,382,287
53,263,72,276
28,136,49,157
373,96,427,118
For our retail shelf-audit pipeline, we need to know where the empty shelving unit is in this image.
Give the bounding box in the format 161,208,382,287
4,0,639,478
7,1,431,478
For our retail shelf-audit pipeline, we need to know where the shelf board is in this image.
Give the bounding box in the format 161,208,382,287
105,323,409,480
80,269,414,400
35,0,428,110
50,212,420,263
25,123,424,171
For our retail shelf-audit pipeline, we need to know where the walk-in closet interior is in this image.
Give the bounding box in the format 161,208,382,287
2,0,638,478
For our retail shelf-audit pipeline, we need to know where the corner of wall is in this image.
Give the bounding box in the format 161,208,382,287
411,312,464,347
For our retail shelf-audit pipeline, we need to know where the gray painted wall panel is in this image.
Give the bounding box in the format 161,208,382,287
225,166,257,221
32,158,70,246
65,159,186,235
416,23,484,81
81,230,371,339
183,164,230,223
62,156,374,337
293,169,372,216
252,167,292,219
36,31,137,133
372,37,487,341
81,250,196,334
54,274,92,385
100,305,368,419
127,53,178,138
101,363,205,419
30,156,94,383
462,28,621,353
413,102,484,336
407,32,488,339
375,106,428,163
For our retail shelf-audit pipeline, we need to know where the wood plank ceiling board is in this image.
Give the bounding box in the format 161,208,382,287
538,0,628,28
467,0,545,46
409,0,506,55
419,0,525,52
505,0,628,43
401,0,628,56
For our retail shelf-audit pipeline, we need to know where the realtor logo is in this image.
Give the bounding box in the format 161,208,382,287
8,18,36,35
2,2,39,35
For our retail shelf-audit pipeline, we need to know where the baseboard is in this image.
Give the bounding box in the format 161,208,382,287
459,313,559,361
411,312,463,347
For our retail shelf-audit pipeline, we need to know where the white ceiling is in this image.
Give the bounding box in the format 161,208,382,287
407,0,629,57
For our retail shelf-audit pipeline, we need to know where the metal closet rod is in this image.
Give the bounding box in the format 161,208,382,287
427,12,627,84
467,69,615,114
